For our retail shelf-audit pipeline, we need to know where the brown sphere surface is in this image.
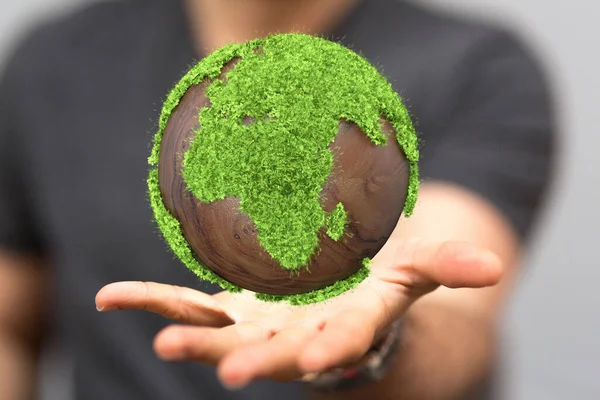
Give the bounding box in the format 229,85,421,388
157,66,410,296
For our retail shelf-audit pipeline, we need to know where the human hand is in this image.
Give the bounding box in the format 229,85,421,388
95,232,502,389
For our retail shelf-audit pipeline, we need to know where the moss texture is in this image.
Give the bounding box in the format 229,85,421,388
148,33,419,305
255,258,372,305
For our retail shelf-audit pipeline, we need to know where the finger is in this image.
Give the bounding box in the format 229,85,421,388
154,321,271,365
299,309,377,374
377,239,503,290
412,240,503,288
95,281,234,327
218,321,324,388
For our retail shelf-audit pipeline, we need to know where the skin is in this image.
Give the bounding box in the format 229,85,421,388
0,252,48,400
0,1,522,399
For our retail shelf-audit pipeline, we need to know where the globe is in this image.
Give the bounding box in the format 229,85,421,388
147,33,419,304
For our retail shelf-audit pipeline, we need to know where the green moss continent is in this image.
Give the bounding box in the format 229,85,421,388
148,33,419,305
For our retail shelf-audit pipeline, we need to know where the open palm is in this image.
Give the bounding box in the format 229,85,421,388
95,227,502,389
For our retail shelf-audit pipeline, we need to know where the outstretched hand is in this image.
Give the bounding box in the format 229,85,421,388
95,233,502,389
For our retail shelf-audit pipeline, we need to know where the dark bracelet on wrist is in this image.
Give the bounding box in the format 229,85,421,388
302,318,404,392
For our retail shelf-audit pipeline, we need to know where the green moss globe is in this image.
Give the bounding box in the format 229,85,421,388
148,33,419,305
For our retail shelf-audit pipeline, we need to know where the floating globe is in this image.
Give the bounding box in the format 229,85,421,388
147,33,419,305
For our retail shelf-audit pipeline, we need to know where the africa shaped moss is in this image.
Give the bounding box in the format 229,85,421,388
148,33,419,305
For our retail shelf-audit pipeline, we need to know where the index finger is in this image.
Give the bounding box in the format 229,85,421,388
95,281,235,327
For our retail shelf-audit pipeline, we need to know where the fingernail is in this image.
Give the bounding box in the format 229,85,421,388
96,306,104,312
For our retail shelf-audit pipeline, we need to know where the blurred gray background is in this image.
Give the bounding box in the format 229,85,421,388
1,0,597,399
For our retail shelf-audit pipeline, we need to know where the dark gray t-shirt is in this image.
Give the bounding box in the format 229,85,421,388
0,0,555,399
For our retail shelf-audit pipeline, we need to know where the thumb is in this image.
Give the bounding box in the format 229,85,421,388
375,239,504,290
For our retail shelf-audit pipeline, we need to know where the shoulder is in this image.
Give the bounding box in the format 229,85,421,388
352,0,552,126
1,0,169,81
380,0,540,62
398,3,552,104
370,3,556,238
352,0,547,75
0,0,179,122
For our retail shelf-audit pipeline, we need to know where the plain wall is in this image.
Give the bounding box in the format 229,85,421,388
1,1,598,399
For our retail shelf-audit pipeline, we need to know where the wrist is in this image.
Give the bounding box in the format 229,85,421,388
301,318,404,393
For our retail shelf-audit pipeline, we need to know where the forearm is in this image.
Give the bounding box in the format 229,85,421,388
311,292,498,400
0,250,48,400
312,181,521,400
398,295,498,400
0,330,40,400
